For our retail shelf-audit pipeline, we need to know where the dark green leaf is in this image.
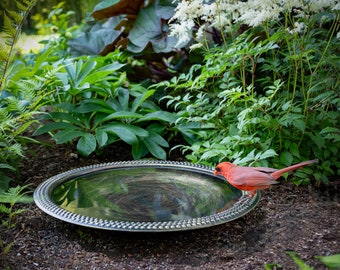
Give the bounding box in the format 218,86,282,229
131,89,155,112
33,122,77,136
102,111,144,121
280,151,293,166
96,128,109,147
77,134,97,156
103,124,138,145
136,111,178,123
54,130,85,144
142,135,167,160
83,62,125,84
132,141,144,160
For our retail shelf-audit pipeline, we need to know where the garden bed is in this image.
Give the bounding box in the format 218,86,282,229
2,141,339,269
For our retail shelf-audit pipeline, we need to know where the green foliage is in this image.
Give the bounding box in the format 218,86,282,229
316,254,340,269
0,0,45,190
31,2,83,59
34,51,178,159
155,10,340,184
0,0,38,90
286,251,314,270
68,0,179,55
0,184,33,268
266,252,340,269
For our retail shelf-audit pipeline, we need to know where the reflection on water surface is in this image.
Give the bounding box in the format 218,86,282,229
52,167,240,222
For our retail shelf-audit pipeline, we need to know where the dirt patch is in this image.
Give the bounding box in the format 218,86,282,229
2,141,339,269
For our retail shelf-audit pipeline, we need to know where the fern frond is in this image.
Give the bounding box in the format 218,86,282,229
6,9,23,26
0,43,8,61
5,97,28,113
0,0,38,91
16,1,30,12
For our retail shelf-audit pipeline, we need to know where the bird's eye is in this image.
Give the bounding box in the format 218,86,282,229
215,167,221,172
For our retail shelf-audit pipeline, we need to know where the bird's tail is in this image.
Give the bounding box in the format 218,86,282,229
271,159,318,180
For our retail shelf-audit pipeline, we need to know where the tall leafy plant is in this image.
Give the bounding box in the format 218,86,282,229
0,0,39,187
34,51,178,159
0,0,41,266
68,0,179,55
157,19,340,184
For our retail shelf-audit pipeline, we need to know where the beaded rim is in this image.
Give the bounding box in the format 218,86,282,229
34,160,260,232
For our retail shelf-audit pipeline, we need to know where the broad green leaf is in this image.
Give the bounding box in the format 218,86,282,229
54,130,85,144
96,128,109,147
131,89,155,112
0,163,16,171
117,88,129,111
83,62,125,84
136,111,178,123
33,122,77,136
132,141,144,160
142,135,167,160
102,111,144,122
316,254,340,269
148,132,169,148
290,142,300,158
68,28,124,56
306,132,325,149
77,134,97,156
92,0,120,13
77,60,97,86
74,100,113,114
103,124,138,145
49,111,84,126
127,1,179,53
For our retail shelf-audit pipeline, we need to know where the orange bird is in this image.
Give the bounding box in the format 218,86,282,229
214,159,318,197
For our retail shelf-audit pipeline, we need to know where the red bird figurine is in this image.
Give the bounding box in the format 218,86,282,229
214,159,318,197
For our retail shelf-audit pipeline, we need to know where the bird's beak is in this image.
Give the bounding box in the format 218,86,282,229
214,171,218,175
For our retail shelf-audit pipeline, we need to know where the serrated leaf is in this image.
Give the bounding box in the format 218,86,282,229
293,119,306,132
320,127,340,134
259,149,277,159
306,132,325,149
280,151,293,166
290,142,300,158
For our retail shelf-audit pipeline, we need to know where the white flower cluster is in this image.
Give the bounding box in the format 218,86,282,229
169,0,339,48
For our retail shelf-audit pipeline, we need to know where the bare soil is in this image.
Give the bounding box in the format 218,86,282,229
1,140,339,270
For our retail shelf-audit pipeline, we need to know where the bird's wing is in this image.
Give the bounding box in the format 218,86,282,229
253,167,278,173
229,167,279,186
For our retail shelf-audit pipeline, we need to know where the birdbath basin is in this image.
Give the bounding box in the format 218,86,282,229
34,161,260,232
